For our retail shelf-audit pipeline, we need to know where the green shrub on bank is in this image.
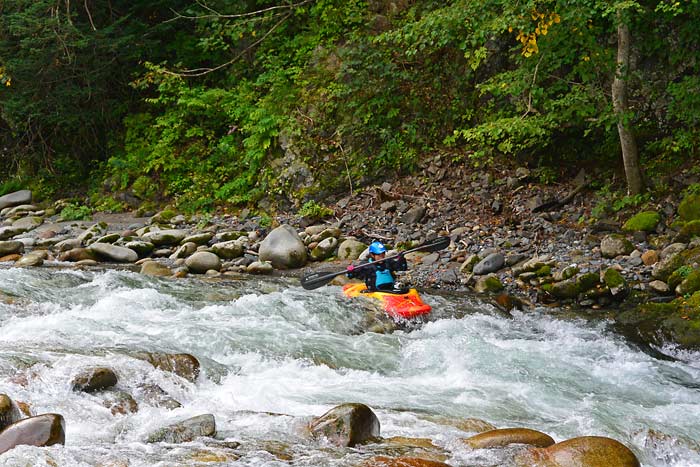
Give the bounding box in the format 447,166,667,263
59,203,92,221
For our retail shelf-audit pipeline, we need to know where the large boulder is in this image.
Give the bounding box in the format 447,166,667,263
308,403,380,447
337,239,367,260
0,190,32,211
0,394,22,432
515,436,640,467
258,224,307,269
0,414,65,455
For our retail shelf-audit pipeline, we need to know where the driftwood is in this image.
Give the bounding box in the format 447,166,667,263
532,182,589,213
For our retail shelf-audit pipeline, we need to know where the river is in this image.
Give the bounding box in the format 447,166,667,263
0,265,699,466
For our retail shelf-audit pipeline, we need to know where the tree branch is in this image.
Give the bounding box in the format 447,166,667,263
168,0,314,22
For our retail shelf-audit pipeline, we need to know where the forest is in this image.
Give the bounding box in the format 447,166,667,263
1,0,698,214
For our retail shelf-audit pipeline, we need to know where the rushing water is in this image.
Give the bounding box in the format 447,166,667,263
0,265,699,467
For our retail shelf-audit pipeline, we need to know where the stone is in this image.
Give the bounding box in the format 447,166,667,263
258,224,308,269
140,261,173,277
401,205,426,224
0,190,32,211
515,436,640,467
462,428,555,449
641,250,659,266
678,193,700,221
71,367,118,393
361,457,450,467
336,239,367,260
622,211,661,232
0,394,22,432
59,248,97,262
473,274,504,293
185,251,221,274
311,237,338,261
246,261,274,274
0,241,23,256
473,253,505,275
210,240,245,260
131,352,200,382
147,414,216,444
600,234,635,258
652,252,685,281
89,243,139,263
0,414,65,455
142,229,188,246
15,250,48,267
649,280,671,294
308,403,380,447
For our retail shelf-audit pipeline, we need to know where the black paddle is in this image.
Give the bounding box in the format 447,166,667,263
300,236,450,290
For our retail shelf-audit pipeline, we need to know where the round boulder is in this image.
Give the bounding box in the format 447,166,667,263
258,224,307,269
185,251,221,274
463,427,555,449
515,436,640,467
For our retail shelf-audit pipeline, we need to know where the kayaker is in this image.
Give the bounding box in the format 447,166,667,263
346,241,407,291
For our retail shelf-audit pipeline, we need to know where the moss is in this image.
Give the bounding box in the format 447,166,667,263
484,276,504,292
536,265,552,277
667,266,691,291
677,268,700,295
678,193,700,221
603,268,625,289
576,272,600,292
678,220,700,241
622,211,661,232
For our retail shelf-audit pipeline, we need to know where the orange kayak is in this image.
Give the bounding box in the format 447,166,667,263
342,283,432,319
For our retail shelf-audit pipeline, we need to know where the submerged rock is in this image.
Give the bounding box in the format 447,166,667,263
71,367,118,393
361,456,451,467
132,352,200,382
308,403,380,447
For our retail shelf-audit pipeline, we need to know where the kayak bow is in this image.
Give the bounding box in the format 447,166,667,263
342,283,431,319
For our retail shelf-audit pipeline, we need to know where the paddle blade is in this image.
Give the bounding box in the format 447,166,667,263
300,270,344,290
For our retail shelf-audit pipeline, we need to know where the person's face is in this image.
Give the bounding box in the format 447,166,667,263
371,252,385,261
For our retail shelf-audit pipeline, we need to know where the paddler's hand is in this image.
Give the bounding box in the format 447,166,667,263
346,264,355,272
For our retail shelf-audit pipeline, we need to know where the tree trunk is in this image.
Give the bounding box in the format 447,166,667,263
612,10,644,195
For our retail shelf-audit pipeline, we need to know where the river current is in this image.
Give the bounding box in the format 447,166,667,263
0,265,698,467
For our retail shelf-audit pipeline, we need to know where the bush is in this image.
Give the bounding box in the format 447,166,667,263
59,203,92,221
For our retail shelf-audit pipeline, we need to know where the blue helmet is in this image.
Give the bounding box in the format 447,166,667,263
369,241,387,255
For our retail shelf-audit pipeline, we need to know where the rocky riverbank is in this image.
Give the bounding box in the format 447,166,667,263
2,159,700,354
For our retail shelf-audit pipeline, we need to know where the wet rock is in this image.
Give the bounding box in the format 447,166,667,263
171,241,198,259
140,260,173,277
89,243,138,263
135,384,181,409
132,352,200,382
246,261,274,274
462,427,555,449
0,394,22,431
651,252,684,281
185,251,221,273
361,456,451,467
16,250,48,267
211,240,245,260
0,241,23,256
515,436,640,467
0,413,65,455
124,240,155,257
311,237,338,261
59,247,98,262
308,403,380,447
71,367,118,393
146,414,216,444
100,390,139,415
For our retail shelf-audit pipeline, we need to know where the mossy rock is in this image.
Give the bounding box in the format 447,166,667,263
677,220,700,242
677,268,700,295
678,193,700,221
666,267,690,291
617,291,700,350
622,211,661,232
576,272,601,292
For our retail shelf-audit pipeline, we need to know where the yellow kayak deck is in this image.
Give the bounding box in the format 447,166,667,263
342,283,432,319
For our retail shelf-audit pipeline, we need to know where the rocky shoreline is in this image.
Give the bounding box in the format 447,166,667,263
2,160,700,352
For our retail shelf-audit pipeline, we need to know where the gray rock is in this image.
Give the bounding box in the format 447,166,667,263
89,243,138,263
336,239,367,260
0,190,32,211
660,242,687,259
308,403,380,447
258,224,307,269
649,280,671,295
473,253,505,275
170,242,198,259
54,238,82,252
58,248,97,262
147,414,216,444
124,240,154,257
210,240,244,260
185,251,221,273
142,229,188,246
600,234,634,258
0,241,24,256
401,205,426,224
182,232,214,245
651,252,685,281
310,237,338,261
0,226,24,241
140,261,173,277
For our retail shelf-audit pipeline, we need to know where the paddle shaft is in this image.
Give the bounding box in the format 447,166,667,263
300,236,449,290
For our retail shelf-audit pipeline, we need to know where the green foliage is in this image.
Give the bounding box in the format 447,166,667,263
0,178,25,196
59,203,92,221
298,200,334,219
